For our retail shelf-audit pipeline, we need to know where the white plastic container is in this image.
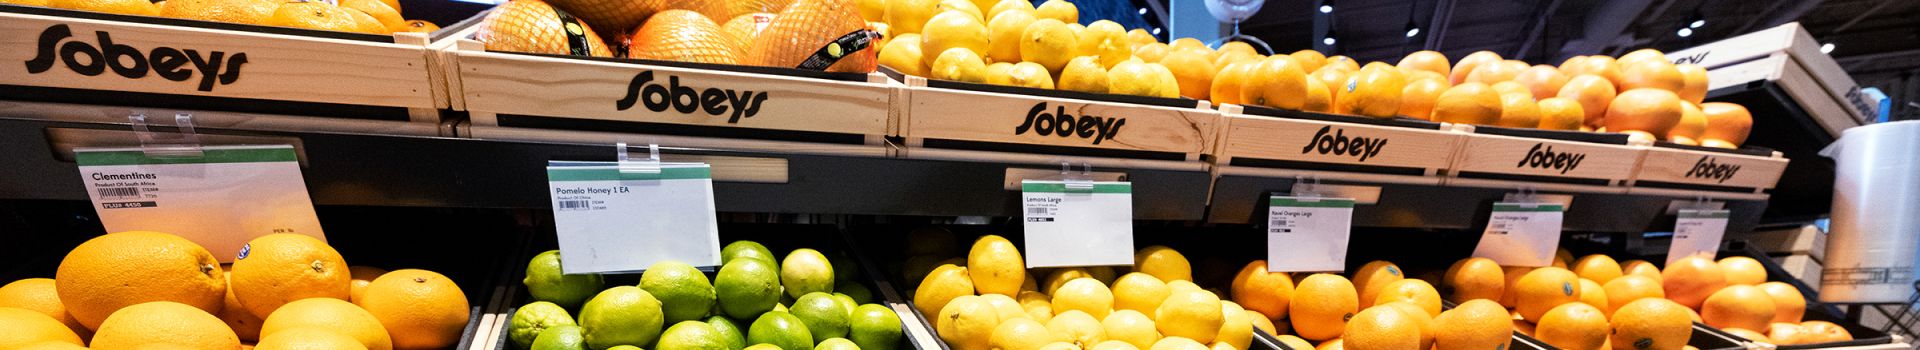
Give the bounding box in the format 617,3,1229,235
1819,120,1920,302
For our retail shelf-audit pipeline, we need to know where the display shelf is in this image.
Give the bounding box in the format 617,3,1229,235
1444,125,1649,194
0,4,445,123
897,75,1220,170
1628,144,1788,198
1211,104,1466,186
1680,245,1905,350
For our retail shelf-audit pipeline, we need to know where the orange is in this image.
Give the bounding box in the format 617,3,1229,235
1466,60,1525,84
1718,257,1767,286
46,0,158,15
1757,282,1806,323
17,341,90,350
1432,299,1511,350
1371,279,1440,317
1617,49,1668,66
1676,64,1709,104
90,301,240,350
1341,67,1407,118
1442,257,1504,303
1720,328,1769,344
1564,56,1623,88
348,266,388,303
261,298,392,350
1134,43,1173,64
1291,274,1358,341
1669,102,1708,145
341,7,390,34
1558,56,1588,74
1241,57,1309,110
339,0,404,32
1316,339,1344,350
1701,285,1775,331
263,0,379,34
357,269,469,350
1801,321,1853,343
1397,51,1451,77
1514,267,1580,322
747,0,878,73
158,0,277,24
1556,249,1575,268
1351,261,1405,309
473,0,615,57
1662,256,1726,310
1291,50,1329,72
1768,323,1815,345
1450,51,1502,85
1379,301,1435,349
1399,78,1448,120
1699,102,1752,148
1303,78,1333,113
1514,66,1569,100
57,231,226,330
1496,92,1541,128
1619,60,1685,93
1323,55,1360,72
1576,278,1607,311
1556,75,1616,128
1491,81,1530,97
1311,69,1350,111
0,307,83,348
627,10,743,64
1608,298,1692,350
231,234,351,319
1622,260,1661,281
1231,260,1294,322
0,279,88,338
1210,62,1255,106
1561,256,1620,286
1342,306,1420,350
1536,97,1585,130
256,327,370,350
1214,51,1261,70
1431,83,1502,125
1498,266,1531,308
399,19,439,33
218,272,265,341
1162,49,1218,100
1535,302,1607,350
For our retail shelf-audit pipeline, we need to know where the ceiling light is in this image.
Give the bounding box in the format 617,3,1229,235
1323,37,1336,45
1677,28,1693,37
1151,28,1161,35
1406,28,1420,37
1320,5,1333,13
1690,20,1705,28
1138,8,1147,15
1821,43,1835,53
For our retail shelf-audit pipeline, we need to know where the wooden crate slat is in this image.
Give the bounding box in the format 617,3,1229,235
904,86,1217,160
1215,114,1462,176
1633,147,1788,190
1452,133,1647,185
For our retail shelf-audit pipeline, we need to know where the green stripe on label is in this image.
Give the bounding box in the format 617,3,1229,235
1021,182,1132,193
1270,197,1356,208
76,147,297,166
548,167,712,181
1493,203,1564,212
1680,210,1730,219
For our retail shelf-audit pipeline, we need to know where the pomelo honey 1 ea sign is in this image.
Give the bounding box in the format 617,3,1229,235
904,87,1219,160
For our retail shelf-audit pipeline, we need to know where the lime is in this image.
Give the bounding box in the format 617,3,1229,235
836,282,874,304
849,304,902,350
817,338,860,350
745,344,783,350
774,303,789,313
831,293,859,317
658,320,731,350
781,249,835,298
512,301,578,350
716,258,782,320
723,241,778,266
642,260,718,324
533,325,588,350
830,253,858,281
579,286,666,349
709,316,748,350
748,311,814,350
609,347,643,350
525,250,606,310
791,292,851,341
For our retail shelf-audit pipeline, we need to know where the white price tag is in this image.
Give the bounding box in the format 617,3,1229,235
75,145,323,261
1022,180,1134,268
547,163,721,274
1471,202,1565,267
1667,209,1731,264
1266,196,1355,272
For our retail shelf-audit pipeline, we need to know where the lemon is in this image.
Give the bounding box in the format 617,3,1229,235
914,264,975,319
1008,62,1056,89
1126,29,1156,46
856,0,886,20
1058,56,1111,93
1216,301,1253,350
1080,20,1132,68
1097,340,1143,350
981,293,1030,321
987,62,1017,85
1133,42,1172,63
1105,60,1159,96
1111,273,1170,314
920,11,989,67
1019,291,1057,322
932,48,989,83
1170,38,1207,51
1034,0,1076,23
986,10,1037,62
1020,18,1077,72
880,33,928,76
968,235,1026,296
1151,337,1208,350
1048,310,1108,347
1154,289,1223,343
1103,309,1160,349
939,0,984,21
1045,268,1093,295
938,295,1002,350
886,0,939,33
994,317,1061,350
1053,278,1115,319
987,0,1034,20
1133,246,1192,282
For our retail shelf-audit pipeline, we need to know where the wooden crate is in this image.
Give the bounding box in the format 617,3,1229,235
442,39,894,149
1628,145,1788,196
899,76,1218,167
1447,127,1650,193
1211,104,1466,185
0,5,440,122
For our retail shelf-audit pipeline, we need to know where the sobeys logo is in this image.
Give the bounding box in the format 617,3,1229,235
615,71,768,123
25,24,247,92
1300,125,1386,162
1685,156,1740,183
1012,102,1125,144
1516,143,1584,174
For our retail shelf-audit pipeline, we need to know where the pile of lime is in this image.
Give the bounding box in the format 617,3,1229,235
509,241,904,350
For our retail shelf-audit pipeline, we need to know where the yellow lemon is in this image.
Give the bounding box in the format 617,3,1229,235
1112,273,1171,314
1080,20,1132,68
1107,60,1161,97
986,62,1017,85
1103,309,1160,349
938,0,983,21
987,0,1033,19
878,34,927,76
1154,289,1223,343
1046,268,1094,295
969,235,1025,296
1008,62,1056,89
1133,246,1192,282
1020,290,1057,322
932,48,988,83
1049,310,1108,347
1020,18,1078,72
984,293,1033,321
915,264,975,317
1216,301,1254,350
1053,278,1115,319
886,0,939,33
1034,0,1076,23
919,11,989,66
939,295,1003,350
985,10,1036,62
993,317,1060,350
1059,56,1111,93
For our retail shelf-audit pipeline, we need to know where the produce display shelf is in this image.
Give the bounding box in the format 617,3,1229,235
0,4,444,123
1627,143,1789,199
1680,245,1903,350
896,75,1220,172
1443,125,1649,195
1210,103,1467,186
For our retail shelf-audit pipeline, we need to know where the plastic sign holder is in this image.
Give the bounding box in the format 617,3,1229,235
1022,162,1134,268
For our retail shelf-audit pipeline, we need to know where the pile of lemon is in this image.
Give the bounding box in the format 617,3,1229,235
0,231,469,350
4,0,438,34
866,0,1183,98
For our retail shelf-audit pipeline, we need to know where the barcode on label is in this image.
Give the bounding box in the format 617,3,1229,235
1027,207,1049,215
558,200,591,210
1489,230,1508,235
97,187,140,199
1269,219,1289,227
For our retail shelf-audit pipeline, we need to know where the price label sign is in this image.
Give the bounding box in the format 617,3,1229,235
547,162,720,274
1471,202,1564,267
1667,209,1731,264
1266,195,1355,272
75,145,323,261
1022,180,1133,268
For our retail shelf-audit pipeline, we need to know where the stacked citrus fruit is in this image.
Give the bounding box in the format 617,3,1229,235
869,0,1183,98
474,0,879,73
14,0,437,34
508,240,904,350
0,231,470,349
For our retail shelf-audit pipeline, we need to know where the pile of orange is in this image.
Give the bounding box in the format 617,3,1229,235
473,0,878,73
0,231,469,349
10,0,438,34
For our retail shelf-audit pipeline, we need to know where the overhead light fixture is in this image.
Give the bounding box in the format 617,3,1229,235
1677,28,1694,37
1690,20,1705,28
1821,43,1835,53
1324,28,1338,45
1686,8,1706,29
1403,15,1419,38
1138,8,1147,15
1406,27,1420,38
1320,0,1333,13
1323,37,1337,45
1151,27,1161,35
